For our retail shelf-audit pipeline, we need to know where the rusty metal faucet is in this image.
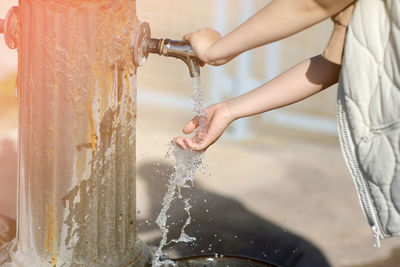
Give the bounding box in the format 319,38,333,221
146,38,201,77
132,22,202,77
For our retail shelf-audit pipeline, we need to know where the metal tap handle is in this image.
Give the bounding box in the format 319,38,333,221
163,39,196,57
146,38,161,55
144,38,196,57
152,38,202,77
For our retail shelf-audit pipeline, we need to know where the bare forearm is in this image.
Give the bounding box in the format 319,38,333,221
226,55,341,120
207,0,355,64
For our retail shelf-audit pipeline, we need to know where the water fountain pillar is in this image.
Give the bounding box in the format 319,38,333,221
0,0,151,266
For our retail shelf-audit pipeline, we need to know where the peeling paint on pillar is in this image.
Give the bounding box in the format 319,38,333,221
0,0,150,266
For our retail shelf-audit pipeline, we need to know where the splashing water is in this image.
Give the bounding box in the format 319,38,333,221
152,77,207,267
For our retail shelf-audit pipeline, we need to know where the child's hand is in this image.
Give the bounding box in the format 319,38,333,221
173,103,234,151
183,28,229,66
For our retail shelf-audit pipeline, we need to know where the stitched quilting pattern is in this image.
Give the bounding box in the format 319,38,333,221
339,0,400,237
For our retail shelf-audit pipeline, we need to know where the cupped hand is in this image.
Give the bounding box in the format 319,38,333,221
173,103,235,151
183,28,228,66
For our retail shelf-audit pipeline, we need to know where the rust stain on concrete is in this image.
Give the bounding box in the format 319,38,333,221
44,194,57,266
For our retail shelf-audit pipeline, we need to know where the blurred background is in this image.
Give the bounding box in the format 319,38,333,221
1,0,399,266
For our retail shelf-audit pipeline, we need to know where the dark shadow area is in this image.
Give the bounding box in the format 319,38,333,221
0,138,17,220
305,55,341,87
137,161,331,267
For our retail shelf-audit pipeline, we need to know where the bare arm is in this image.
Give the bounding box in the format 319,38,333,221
174,56,341,150
173,3,354,151
226,56,339,120
227,4,354,119
185,0,355,65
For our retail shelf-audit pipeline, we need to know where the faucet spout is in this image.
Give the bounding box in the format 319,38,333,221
146,38,202,77
132,22,202,77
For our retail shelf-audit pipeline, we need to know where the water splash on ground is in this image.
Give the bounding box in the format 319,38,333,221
152,77,206,267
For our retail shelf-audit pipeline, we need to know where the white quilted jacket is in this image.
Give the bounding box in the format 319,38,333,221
338,0,400,247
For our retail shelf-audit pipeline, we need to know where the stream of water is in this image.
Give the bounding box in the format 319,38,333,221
152,77,207,267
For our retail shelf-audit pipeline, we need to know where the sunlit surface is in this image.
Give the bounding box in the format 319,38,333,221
0,0,399,266
0,0,150,266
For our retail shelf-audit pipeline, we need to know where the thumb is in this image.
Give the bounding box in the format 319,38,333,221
183,33,192,42
183,116,200,134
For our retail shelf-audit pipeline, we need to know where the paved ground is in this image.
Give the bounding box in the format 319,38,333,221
135,105,400,267
1,103,400,266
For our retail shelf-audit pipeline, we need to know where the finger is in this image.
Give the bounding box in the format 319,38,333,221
183,116,200,134
173,137,189,150
184,138,205,151
183,138,196,150
195,137,213,151
182,133,210,151
183,33,192,42
194,121,226,150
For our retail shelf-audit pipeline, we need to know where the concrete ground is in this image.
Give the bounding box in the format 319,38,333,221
135,104,400,267
1,103,400,266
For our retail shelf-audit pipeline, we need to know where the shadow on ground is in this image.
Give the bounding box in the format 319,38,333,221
137,161,331,267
